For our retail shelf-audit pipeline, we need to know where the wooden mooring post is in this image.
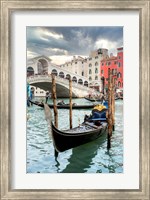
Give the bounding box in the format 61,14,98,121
69,77,73,129
51,74,58,157
107,68,113,150
112,76,115,131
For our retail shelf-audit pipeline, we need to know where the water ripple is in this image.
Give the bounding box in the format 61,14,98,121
27,98,123,173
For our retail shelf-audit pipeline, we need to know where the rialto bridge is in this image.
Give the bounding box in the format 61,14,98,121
27,56,97,97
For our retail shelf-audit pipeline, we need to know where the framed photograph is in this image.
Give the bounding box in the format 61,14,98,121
0,0,149,199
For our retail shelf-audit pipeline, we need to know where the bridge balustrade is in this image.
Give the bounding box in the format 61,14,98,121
27,75,92,92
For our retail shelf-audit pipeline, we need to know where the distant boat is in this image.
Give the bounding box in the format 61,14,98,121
85,96,122,102
43,104,108,152
84,97,102,102
29,100,97,109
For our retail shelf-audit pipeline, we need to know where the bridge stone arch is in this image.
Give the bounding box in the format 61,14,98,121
27,75,99,98
37,58,48,75
27,55,89,90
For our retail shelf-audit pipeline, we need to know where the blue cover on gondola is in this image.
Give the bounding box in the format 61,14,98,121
92,110,106,119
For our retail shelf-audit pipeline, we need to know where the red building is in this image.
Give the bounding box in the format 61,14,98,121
100,47,123,91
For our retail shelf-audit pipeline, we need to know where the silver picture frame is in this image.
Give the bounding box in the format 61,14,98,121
0,0,149,199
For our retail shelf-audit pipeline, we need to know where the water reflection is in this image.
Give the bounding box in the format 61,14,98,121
57,134,107,173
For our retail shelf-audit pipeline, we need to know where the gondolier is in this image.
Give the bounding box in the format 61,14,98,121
45,91,50,103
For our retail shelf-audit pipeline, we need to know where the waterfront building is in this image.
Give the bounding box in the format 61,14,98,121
27,48,122,97
86,48,108,91
60,48,108,92
100,47,123,91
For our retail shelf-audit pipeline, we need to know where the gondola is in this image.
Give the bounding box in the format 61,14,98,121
29,100,96,109
84,97,102,102
85,96,120,102
43,103,108,153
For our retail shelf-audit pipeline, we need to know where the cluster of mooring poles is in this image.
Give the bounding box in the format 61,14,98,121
51,74,73,157
51,70,115,156
107,68,115,150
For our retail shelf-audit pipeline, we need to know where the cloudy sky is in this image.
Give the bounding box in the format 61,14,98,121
27,27,123,65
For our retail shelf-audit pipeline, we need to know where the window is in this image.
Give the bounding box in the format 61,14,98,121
101,70,104,74
102,62,104,66
89,69,92,74
75,62,77,64
95,68,98,74
89,76,92,81
118,62,121,67
108,62,111,65
118,81,121,87
95,76,98,80
95,62,98,66
89,58,92,61
95,56,98,59
89,63,92,67
114,61,117,65
82,71,84,76
117,72,121,78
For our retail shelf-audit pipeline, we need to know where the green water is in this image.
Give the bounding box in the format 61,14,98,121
27,98,123,173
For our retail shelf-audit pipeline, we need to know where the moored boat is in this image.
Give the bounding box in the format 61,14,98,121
43,103,108,153
29,100,97,109
84,97,102,102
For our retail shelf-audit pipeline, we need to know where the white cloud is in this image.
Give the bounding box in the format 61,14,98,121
43,30,63,40
94,39,118,55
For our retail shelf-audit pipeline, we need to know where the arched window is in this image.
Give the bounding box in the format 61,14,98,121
59,71,64,78
27,66,34,77
78,79,83,85
89,69,92,74
89,63,92,67
95,76,98,80
95,68,98,74
84,81,88,87
66,74,71,80
51,69,58,76
72,76,77,82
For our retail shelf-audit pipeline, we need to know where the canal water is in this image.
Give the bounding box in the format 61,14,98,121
27,98,123,173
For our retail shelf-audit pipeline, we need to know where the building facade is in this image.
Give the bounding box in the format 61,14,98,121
100,47,123,91
60,48,108,91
